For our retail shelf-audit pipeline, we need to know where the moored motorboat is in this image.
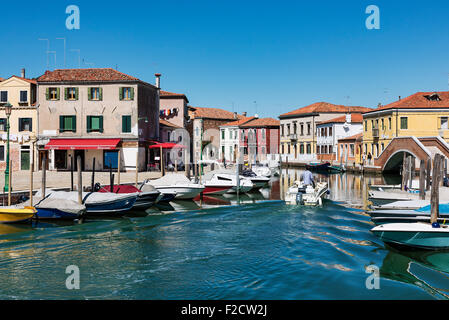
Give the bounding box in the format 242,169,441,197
24,197,85,220
371,223,449,249
99,184,160,210
241,169,270,190
285,181,329,206
0,206,36,223
35,190,137,216
201,170,254,194
306,162,331,172
145,174,205,200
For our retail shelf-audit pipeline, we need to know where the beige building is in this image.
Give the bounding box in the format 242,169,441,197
0,70,37,172
279,102,371,163
37,68,160,172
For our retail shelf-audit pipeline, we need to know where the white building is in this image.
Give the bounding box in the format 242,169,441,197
219,117,255,162
316,113,363,162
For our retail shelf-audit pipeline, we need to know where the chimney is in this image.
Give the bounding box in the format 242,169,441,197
242,112,247,117
254,114,259,119
399,96,401,101
155,73,161,89
345,114,351,123
21,68,25,78
233,112,238,119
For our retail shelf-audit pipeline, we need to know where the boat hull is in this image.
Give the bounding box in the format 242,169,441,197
34,208,83,220
133,191,160,209
0,208,36,223
202,185,232,195
306,162,330,172
372,223,449,249
85,195,137,215
155,186,205,200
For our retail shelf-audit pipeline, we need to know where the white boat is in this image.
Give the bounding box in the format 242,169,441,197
202,170,254,194
368,189,420,206
285,181,329,206
241,169,270,190
371,223,449,249
251,165,272,178
145,174,205,200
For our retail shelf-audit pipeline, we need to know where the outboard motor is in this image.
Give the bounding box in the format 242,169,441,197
296,186,306,205
93,182,102,192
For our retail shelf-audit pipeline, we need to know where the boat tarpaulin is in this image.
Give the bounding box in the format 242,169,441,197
44,139,121,150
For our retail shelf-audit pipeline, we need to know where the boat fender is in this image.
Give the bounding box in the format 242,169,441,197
432,222,441,228
326,190,330,195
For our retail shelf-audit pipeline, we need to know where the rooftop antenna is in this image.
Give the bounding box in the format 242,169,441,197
38,38,50,69
56,37,66,68
48,51,57,70
70,49,81,68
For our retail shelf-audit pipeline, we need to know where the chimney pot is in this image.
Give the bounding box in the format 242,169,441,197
242,112,247,117
399,96,401,100
21,68,25,78
155,73,161,89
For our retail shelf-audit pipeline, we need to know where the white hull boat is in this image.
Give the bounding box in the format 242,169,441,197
371,223,449,249
201,170,254,194
285,181,328,206
251,165,272,178
145,174,204,200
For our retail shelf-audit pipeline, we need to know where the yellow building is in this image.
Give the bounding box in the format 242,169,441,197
362,91,449,165
0,70,38,171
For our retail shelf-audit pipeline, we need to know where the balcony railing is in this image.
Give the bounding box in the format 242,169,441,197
372,128,379,138
289,134,298,140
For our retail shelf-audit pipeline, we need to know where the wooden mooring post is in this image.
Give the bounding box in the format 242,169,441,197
41,156,47,199
409,156,415,188
426,158,432,191
117,151,121,186
77,156,82,205
401,153,407,190
91,157,96,191
8,158,12,206
419,159,426,200
431,154,442,224
70,156,74,191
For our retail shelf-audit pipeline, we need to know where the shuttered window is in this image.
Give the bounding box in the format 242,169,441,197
19,118,32,132
120,87,134,100
87,116,103,133
0,91,7,102
0,118,6,131
65,88,78,100
89,87,102,101
47,88,60,100
400,117,408,130
59,116,76,132
122,115,131,133
20,91,28,102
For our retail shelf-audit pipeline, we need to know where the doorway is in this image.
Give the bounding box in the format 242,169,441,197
38,150,49,170
21,149,30,171
74,150,85,171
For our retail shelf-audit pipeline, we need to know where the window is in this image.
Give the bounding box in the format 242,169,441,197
365,121,367,131
0,145,4,161
262,128,266,139
119,87,134,100
281,124,284,136
122,115,131,133
59,115,76,132
329,127,333,137
400,117,408,129
381,143,384,152
300,123,304,136
306,143,311,154
388,117,392,130
261,147,265,154
0,118,6,131
293,123,297,134
87,115,103,133
287,124,290,136
89,87,102,101
104,150,119,169
350,144,355,157
300,144,304,154
18,118,32,131
47,87,60,100
221,130,225,139
307,123,311,135
0,91,7,102
440,117,448,130
20,90,28,102
65,87,78,100
381,119,384,130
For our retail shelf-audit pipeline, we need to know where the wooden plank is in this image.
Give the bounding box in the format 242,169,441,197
77,156,82,204
419,159,425,200
41,156,47,199
431,154,441,224
426,158,431,191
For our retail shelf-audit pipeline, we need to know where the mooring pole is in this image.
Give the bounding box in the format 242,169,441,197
41,156,47,199
419,159,425,200
70,155,74,191
91,157,96,192
431,154,441,224
426,158,432,191
77,156,82,205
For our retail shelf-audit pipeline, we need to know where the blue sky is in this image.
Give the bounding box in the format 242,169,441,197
2,0,449,118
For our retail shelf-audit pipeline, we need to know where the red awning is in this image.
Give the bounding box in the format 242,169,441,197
45,139,121,150
149,142,186,149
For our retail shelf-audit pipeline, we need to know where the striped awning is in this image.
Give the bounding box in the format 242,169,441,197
44,139,121,150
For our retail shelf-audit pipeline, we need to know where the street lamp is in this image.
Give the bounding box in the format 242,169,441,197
4,102,12,192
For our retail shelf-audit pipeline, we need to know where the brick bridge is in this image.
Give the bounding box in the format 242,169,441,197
374,136,449,172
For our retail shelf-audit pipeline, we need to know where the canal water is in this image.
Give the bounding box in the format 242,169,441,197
0,169,448,299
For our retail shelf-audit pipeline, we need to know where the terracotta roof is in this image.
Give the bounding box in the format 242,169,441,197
160,90,189,102
159,119,181,128
0,78,4,82
37,68,144,83
279,102,372,118
365,91,449,113
221,116,256,127
317,113,363,126
338,133,363,142
240,117,280,128
190,106,243,120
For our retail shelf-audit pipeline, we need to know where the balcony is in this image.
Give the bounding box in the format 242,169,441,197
289,134,298,141
372,128,379,138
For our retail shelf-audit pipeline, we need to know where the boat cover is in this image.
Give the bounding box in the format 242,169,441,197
22,197,85,214
146,174,193,186
35,190,136,204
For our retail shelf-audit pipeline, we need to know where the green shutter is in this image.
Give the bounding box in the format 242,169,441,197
56,88,60,100
64,88,68,100
130,87,134,100
46,88,50,100
29,119,32,132
119,87,123,100
99,88,103,101
75,88,79,100
59,116,64,132
122,116,126,133
87,116,92,133
72,116,76,132
99,116,104,133
18,118,22,132
88,88,92,101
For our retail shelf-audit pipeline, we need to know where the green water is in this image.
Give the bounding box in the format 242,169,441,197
0,170,447,299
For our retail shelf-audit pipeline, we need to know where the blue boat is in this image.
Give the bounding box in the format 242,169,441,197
21,197,85,221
